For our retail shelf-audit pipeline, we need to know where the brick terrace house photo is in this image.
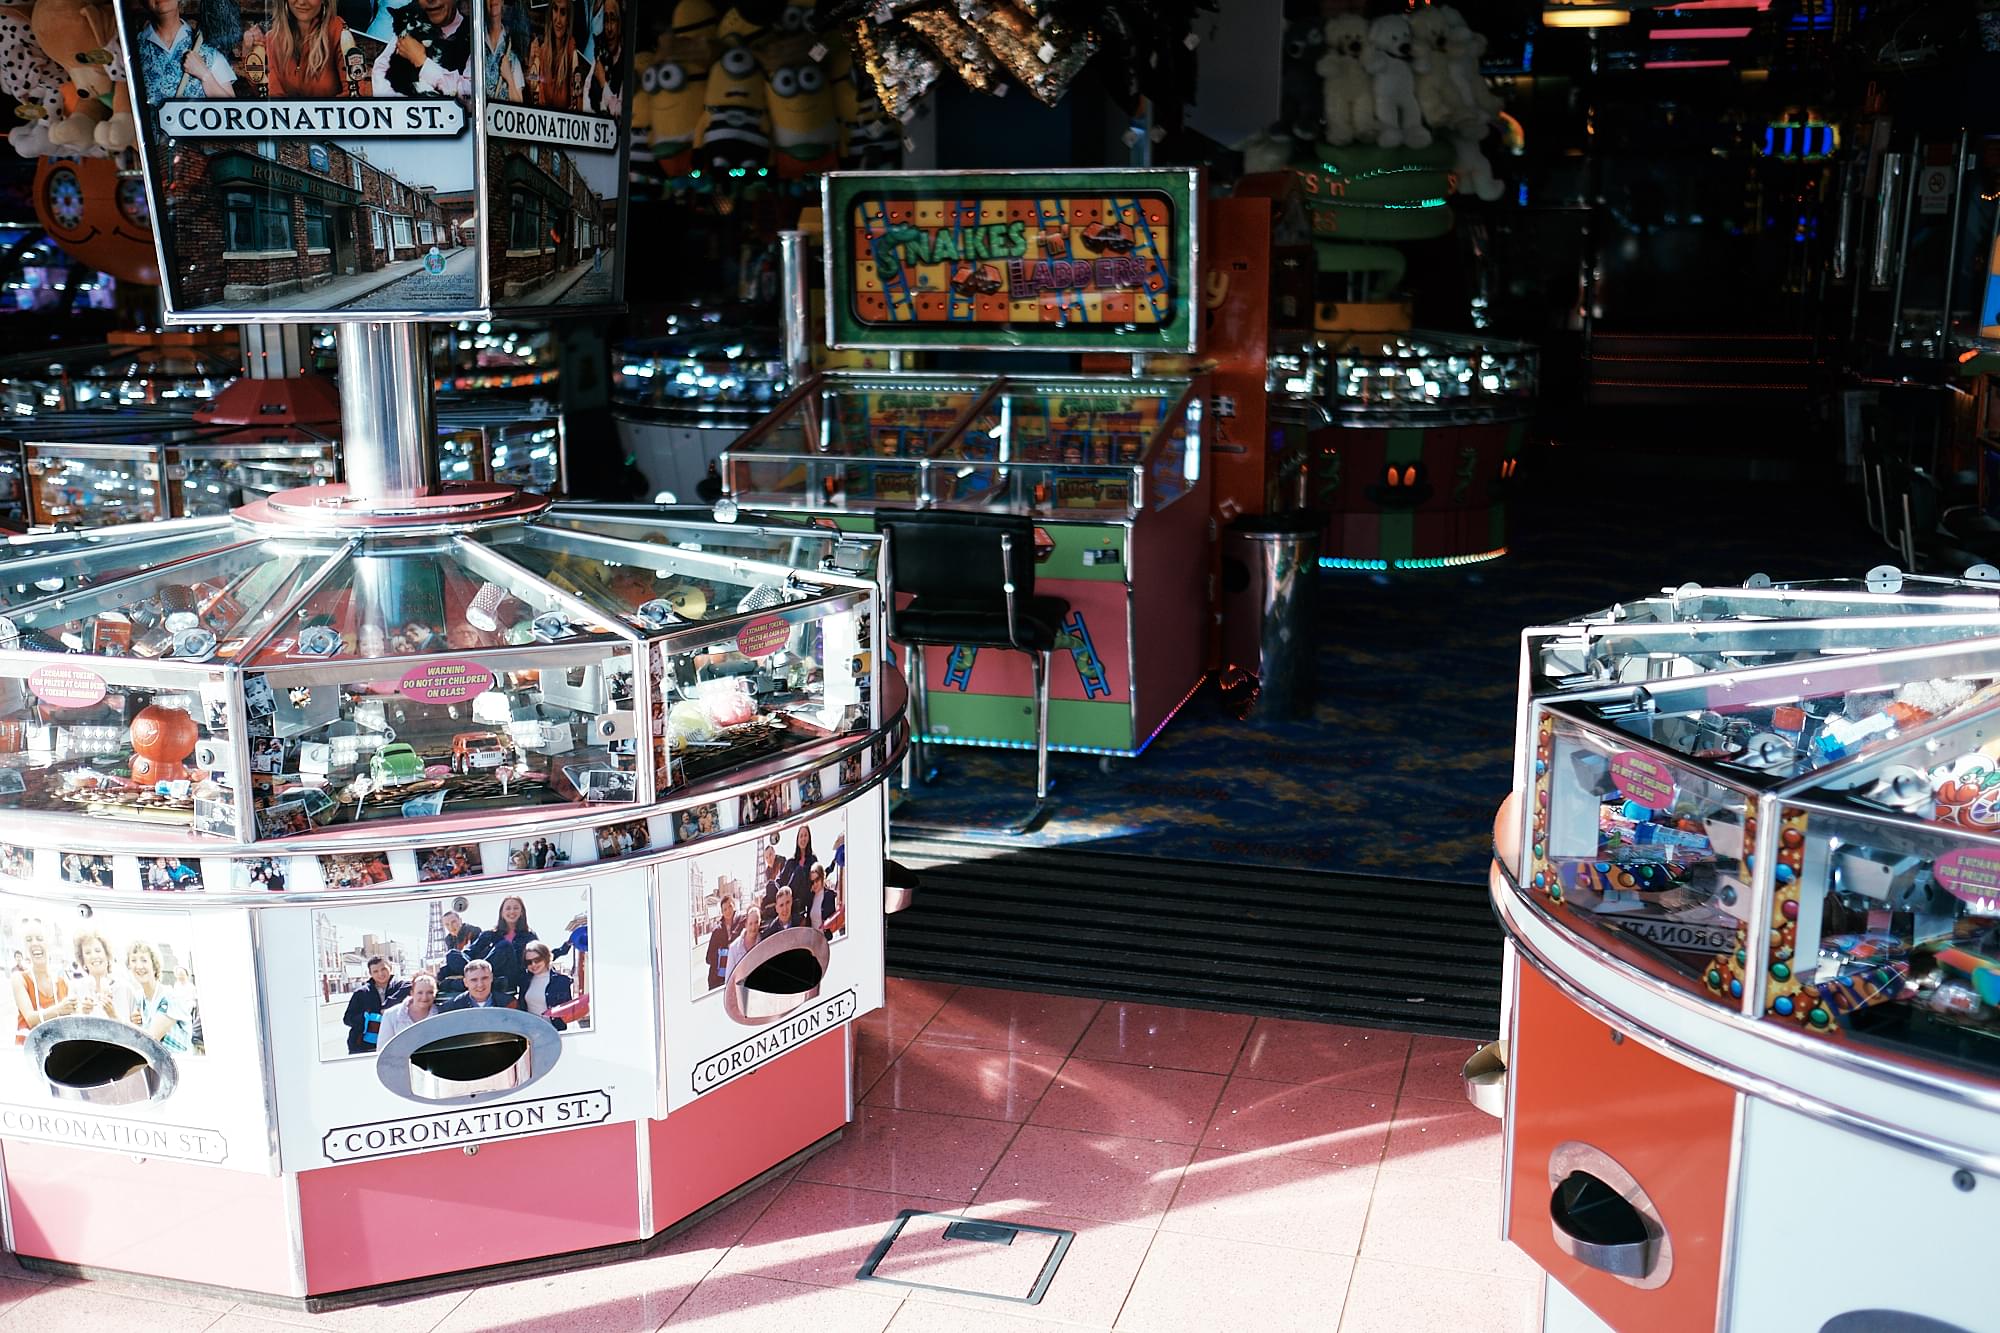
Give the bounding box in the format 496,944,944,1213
489,140,622,307
154,136,476,313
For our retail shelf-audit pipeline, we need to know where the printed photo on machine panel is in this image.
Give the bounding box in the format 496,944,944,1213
507,834,570,871
314,883,590,1060
416,841,483,882
675,801,721,843
320,849,393,889
59,853,114,888
237,856,290,891
484,139,622,309
2,907,205,1056
593,817,649,860
140,855,204,891
688,809,848,1002
741,779,795,827
0,844,31,880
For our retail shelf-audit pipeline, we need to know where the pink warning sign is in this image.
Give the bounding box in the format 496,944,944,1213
736,614,790,660
1934,848,2000,913
397,662,495,704
1609,752,1678,811
27,665,107,709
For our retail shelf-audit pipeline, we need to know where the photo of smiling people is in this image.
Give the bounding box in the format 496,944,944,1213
688,807,848,1001
3,907,205,1056
313,882,590,1058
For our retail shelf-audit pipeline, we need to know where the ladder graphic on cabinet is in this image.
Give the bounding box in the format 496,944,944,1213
858,198,918,322
1110,197,1173,324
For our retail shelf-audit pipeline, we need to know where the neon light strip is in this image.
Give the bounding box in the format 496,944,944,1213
1649,26,1752,37
1319,547,1509,572
1644,58,1733,67
1654,0,1769,8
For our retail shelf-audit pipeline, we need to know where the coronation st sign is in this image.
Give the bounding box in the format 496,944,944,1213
158,99,465,138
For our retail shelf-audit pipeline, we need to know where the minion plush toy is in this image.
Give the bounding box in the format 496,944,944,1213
671,0,718,42
760,36,835,177
648,34,713,175
695,35,768,167
696,4,772,169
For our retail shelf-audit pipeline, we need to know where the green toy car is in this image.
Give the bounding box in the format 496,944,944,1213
368,743,425,787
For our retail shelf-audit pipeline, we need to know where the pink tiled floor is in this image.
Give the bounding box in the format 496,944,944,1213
3,987,1537,1332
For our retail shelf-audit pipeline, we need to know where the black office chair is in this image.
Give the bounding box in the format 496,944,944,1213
879,510,1068,830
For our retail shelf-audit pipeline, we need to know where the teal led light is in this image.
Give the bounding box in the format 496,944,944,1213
1319,547,1508,571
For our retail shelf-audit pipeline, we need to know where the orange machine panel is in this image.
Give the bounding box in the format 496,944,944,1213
1507,963,1736,1332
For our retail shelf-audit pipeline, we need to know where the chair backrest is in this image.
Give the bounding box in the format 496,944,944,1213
879,510,1038,604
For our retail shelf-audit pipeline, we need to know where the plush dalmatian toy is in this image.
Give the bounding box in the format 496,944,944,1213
0,3,69,156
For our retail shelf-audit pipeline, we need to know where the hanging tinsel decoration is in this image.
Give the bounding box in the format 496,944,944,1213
899,6,1007,95
809,0,1211,118
851,18,943,119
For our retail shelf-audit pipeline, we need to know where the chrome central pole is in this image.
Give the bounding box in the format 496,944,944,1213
337,321,435,502
779,231,811,386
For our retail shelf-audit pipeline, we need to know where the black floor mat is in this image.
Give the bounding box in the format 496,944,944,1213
886,835,1502,1038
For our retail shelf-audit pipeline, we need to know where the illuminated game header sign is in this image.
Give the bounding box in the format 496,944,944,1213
824,169,1200,353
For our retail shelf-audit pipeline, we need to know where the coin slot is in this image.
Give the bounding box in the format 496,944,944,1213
724,926,831,1025
44,1039,155,1102
409,1031,529,1085
376,1006,561,1104
27,1017,176,1107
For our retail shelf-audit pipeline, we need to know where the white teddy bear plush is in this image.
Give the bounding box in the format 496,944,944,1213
1363,13,1429,149
1436,5,1504,201
1439,6,1503,129
1314,14,1377,148
1409,7,1465,134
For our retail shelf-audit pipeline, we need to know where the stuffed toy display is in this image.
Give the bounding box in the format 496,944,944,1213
30,0,133,154
1267,4,1508,203
1363,13,1429,149
0,3,68,156
1314,13,1375,148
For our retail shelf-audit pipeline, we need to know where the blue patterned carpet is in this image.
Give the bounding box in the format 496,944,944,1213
892,470,1893,883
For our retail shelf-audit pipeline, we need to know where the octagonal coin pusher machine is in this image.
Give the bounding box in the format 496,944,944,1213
0,14,909,1307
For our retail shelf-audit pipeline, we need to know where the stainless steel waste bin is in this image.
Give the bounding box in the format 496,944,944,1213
1220,512,1320,722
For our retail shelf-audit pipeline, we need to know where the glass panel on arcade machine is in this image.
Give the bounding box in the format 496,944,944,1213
1532,642,2000,1005
436,426,491,486
972,378,1193,516
1573,576,2000,626
0,523,238,611
1776,696,2000,1077
0,655,234,829
241,542,643,834
487,418,565,493
3,538,331,659
650,589,871,793
175,429,340,515
472,524,780,623
723,375,993,509
23,433,200,527
542,509,878,580
475,524,871,794
1532,705,1759,1006
1327,332,1538,420
0,438,22,528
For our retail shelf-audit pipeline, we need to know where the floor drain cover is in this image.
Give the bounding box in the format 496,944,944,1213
857,1210,1074,1304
